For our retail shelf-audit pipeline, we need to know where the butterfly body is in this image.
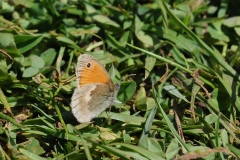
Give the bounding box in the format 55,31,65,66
71,54,120,123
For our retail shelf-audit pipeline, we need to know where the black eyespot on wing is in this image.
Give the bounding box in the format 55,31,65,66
86,62,91,68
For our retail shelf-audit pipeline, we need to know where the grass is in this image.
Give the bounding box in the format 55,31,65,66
0,0,240,159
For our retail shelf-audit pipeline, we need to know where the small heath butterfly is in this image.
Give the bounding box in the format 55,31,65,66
71,54,120,123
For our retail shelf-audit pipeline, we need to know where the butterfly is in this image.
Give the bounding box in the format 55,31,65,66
71,54,120,123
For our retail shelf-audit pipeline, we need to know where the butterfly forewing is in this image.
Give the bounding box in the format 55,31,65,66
76,54,113,88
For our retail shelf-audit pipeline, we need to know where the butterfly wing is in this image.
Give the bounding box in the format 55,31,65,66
75,54,114,89
71,84,116,123
71,54,119,123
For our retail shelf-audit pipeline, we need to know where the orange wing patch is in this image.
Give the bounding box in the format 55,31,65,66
79,59,111,86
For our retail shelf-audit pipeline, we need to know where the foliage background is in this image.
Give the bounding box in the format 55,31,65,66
0,0,240,159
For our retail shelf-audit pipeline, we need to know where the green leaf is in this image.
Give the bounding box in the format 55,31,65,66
123,134,131,144
234,27,240,36
207,23,229,42
135,30,154,47
145,55,156,79
139,137,165,158
223,16,240,27
30,55,45,69
221,129,228,147
85,3,120,28
118,81,136,104
135,87,146,107
19,148,47,160
163,83,189,103
26,137,45,155
14,0,34,8
0,33,21,57
23,57,32,67
134,15,144,33
1,2,14,13
56,36,81,50
22,67,39,77
166,138,180,160
134,86,155,111
0,64,8,82
40,48,57,66
14,35,43,54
